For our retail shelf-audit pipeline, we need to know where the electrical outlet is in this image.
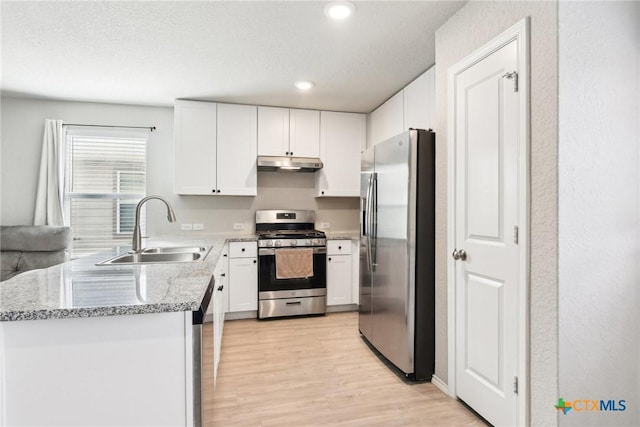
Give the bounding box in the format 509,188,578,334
233,223,245,230
181,224,193,231
319,223,330,229
192,223,204,231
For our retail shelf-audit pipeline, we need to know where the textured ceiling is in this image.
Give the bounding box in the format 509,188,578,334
1,1,465,113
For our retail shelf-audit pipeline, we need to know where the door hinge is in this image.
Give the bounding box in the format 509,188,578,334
513,376,519,394
513,225,519,244
502,71,518,92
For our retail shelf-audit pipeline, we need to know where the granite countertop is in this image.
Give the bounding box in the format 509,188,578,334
0,235,257,322
325,231,360,240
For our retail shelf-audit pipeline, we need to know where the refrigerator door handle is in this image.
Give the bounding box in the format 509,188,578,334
371,173,378,270
365,174,374,272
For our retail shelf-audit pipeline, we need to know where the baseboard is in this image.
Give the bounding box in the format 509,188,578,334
431,374,449,396
326,304,358,313
225,310,257,321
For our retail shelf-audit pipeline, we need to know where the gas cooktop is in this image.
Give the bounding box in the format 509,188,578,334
255,210,326,248
257,230,326,239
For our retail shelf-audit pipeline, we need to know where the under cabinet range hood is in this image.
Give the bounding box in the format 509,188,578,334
257,156,323,172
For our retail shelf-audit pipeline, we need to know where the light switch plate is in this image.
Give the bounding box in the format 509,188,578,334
233,223,245,230
181,224,193,231
193,223,204,231
319,223,330,229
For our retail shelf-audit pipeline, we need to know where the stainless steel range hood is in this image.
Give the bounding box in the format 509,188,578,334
257,156,323,172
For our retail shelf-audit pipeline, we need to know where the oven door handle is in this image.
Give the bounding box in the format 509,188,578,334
258,247,327,256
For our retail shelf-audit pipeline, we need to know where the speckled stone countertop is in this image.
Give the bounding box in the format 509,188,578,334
0,235,257,322
325,231,360,240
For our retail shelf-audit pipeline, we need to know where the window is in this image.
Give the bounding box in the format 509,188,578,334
115,170,145,234
64,129,147,257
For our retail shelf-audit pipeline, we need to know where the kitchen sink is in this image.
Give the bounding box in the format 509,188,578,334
142,246,206,254
97,246,211,265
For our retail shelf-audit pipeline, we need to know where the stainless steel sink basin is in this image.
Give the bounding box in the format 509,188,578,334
97,246,211,265
142,246,206,254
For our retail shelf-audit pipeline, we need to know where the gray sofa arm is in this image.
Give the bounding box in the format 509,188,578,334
0,225,72,281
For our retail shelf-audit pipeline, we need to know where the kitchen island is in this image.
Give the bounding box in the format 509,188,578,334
0,236,241,426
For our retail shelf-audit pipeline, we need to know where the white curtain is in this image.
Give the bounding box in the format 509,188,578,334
34,119,66,226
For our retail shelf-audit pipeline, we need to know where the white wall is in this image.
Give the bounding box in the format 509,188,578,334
435,2,558,425
0,96,359,235
559,2,640,426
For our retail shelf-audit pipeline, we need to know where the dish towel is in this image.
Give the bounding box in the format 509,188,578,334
275,248,314,279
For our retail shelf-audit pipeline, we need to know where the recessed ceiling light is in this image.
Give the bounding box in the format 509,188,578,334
294,81,315,90
324,1,355,20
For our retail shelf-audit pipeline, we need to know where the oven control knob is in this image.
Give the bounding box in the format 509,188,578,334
305,239,311,247
290,239,297,247
275,240,282,247
312,239,319,246
266,240,274,247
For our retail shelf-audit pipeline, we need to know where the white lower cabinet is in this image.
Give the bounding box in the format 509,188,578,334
228,242,258,313
326,240,354,306
2,312,191,426
212,243,228,384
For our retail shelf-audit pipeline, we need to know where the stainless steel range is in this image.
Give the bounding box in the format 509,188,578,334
256,210,327,319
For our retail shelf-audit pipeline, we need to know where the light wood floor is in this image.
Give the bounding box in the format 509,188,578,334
209,312,485,426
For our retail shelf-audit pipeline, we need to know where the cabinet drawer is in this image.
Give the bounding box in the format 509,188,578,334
327,240,351,255
229,241,257,258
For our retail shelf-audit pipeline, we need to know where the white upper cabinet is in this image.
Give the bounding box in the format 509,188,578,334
216,103,257,196
366,66,435,148
289,109,320,158
174,100,217,195
403,66,435,131
258,107,320,157
257,106,289,156
366,90,404,148
174,100,257,196
316,111,366,197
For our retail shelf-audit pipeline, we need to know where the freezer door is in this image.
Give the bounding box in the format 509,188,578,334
358,147,375,340
370,132,414,374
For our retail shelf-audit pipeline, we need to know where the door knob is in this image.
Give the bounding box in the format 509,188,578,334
452,249,467,261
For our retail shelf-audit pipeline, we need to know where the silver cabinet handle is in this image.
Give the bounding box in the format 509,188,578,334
452,249,467,261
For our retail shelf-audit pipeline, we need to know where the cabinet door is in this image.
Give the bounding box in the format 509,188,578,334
327,240,352,255
258,106,289,156
228,257,258,312
403,66,435,131
229,241,257,258
216,104,257,196
289,109,320,158
327,254,352,306
316,111,366,197
213,268,226,385
219,244,229,314
174,100,217,194
366,91,404,148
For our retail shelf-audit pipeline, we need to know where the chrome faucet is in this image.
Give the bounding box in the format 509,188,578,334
132,195,177,253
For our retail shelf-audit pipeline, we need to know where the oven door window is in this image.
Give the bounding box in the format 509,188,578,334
258,250,326,291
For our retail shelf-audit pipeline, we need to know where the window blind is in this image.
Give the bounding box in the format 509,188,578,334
65,132,147,257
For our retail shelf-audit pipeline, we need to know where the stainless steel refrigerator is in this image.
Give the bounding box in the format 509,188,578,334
359,129,435,380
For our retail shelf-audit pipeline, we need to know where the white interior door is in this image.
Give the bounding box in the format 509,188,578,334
452,39,520,426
